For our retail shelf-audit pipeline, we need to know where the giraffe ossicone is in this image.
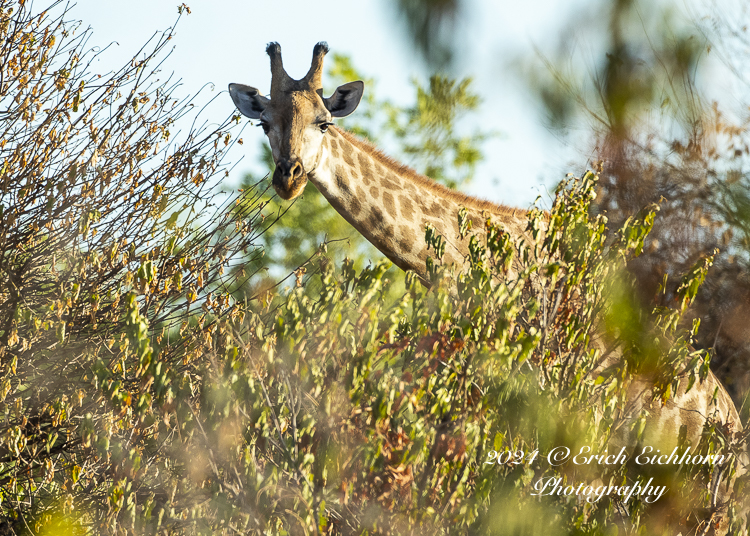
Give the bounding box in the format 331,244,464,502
230,42,746,532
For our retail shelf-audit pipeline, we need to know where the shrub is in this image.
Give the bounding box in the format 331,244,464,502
0,1,265,531
146,173,746,534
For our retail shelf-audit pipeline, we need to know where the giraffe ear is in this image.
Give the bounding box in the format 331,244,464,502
324,81,364,118
228,83,269,120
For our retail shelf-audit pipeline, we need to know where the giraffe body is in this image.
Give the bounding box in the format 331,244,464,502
230,42,746,533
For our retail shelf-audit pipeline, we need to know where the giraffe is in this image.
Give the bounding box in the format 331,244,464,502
228,42,527,286
230,42,746,533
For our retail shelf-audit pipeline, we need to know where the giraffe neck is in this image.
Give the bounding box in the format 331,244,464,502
308,126,526,281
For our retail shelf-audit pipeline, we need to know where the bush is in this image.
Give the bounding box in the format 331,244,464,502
131,173,745,534
0,1,265,531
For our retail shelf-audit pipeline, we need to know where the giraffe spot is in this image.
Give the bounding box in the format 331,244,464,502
415,196,429,214
402,226,417,244
427,201,443,217
369,186,380,201
381,177,401,190
358,153,374,186
341,145,356,167
430,221,446,237
398,226,417,254
399,196,414,222
369,206,385,232
358,152,373,176
339,167,351,181
395,227,418,255
382,191,396,216
377,236,397,258
374,162,388,177
356,186,367,203
349,195,362,216
336,172,351,196
329,137,340,157
350,165,362,180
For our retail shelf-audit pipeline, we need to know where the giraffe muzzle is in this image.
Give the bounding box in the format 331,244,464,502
272,158,308,200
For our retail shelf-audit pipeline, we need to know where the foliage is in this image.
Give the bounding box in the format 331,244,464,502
387,0,461,69
0,1,268,531
234,54,489,294
517,0,750,408
72,171,743,535
1,1,747,534
390,0,750,412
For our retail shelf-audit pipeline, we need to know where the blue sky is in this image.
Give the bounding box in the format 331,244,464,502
68,0,602,208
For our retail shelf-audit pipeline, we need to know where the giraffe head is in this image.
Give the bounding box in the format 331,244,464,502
229,42,364,200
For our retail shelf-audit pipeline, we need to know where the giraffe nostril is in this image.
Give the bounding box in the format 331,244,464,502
289,161,303,179
276,160,292,176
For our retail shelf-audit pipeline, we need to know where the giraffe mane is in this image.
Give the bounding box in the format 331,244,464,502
332,126,523,217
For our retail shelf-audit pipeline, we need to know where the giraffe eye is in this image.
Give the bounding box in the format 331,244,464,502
319,122,333,134
258,121,270,134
